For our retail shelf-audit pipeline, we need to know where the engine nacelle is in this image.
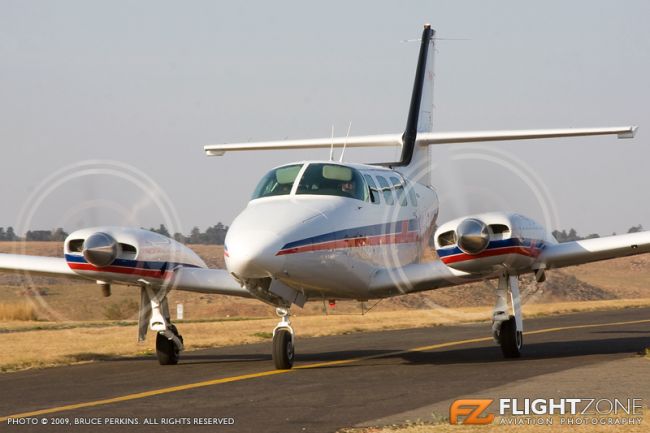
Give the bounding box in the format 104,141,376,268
434,212,554,275
64,227,207,286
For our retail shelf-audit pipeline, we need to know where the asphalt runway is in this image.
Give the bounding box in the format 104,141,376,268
2,307,650,432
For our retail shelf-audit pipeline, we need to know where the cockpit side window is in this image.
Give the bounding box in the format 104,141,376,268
296,163,368,201
363,174,380,204
389,176,407,206
375,175,395,206
251,164,303,199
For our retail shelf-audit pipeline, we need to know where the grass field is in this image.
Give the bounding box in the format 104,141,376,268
2,299,650,372
340,418,648,433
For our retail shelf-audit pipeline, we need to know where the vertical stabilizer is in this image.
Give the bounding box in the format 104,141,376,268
389,24,435,184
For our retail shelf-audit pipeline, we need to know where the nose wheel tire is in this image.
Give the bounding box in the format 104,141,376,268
498,316,523,358
156,326,183,365
273,329,294,370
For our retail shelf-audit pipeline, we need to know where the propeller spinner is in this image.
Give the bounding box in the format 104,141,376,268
82,232,120,267
456,218,490,255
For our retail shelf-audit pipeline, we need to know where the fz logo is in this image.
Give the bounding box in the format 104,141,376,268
449,399,495,425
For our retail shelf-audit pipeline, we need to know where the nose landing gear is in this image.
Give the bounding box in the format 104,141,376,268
272,307,295,369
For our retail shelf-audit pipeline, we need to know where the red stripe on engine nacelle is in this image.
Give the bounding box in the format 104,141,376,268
67,262,173,279
440,246,540,265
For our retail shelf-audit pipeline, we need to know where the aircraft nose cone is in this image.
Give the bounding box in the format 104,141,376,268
225,229,284,279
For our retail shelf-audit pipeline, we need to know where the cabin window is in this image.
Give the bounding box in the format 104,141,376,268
296,163,368,201
375,175,395,205
389,176,407,206
363,174,380,204
252,164,303,199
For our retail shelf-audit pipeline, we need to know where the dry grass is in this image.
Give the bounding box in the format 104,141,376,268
342,418,648,433
1,298,649,373
0,302,38,321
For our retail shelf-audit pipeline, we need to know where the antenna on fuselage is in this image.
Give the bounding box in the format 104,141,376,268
338,121,352,162
328,124,335,161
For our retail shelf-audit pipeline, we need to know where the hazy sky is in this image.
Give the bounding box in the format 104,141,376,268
1,0,649,236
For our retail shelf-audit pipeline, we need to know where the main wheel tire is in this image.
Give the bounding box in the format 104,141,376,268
272,329,294,370
499,316,523,358
156,332,179,365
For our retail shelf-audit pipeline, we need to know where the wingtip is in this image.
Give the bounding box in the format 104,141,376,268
618,125,638,139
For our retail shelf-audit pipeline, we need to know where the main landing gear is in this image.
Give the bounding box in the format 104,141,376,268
492,274,523,358
272,307,295,369
139,286,184,365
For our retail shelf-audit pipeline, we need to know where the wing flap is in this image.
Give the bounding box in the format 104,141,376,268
169,267,251,298
542,232,650,269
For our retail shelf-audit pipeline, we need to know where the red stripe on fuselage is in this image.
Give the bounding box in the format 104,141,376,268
440,245,541,265
276,231,419,256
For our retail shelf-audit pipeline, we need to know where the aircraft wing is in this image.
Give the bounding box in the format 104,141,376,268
369,231,650,297
204,126,636,156
0,252,251,298
169,267,252,298
540,231,650,269
0,253,79,278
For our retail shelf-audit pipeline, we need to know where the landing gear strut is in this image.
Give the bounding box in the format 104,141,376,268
492,274,523,358
139,286,184,365
272,307,294,369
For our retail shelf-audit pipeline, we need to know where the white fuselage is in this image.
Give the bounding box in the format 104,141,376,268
224,161,438,300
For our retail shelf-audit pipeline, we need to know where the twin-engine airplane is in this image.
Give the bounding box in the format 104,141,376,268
1,24,648,368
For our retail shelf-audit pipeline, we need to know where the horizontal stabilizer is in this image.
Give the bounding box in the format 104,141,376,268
415,126,638,145
204,126,637,156
205,134,402,156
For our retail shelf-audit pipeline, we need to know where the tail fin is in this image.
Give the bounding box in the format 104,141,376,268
390,24,435,182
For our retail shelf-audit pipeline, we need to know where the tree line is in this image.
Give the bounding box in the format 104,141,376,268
0,223,644,245
552,225,643,243
0,227,69,241
0,224,229,245
148,223,229,245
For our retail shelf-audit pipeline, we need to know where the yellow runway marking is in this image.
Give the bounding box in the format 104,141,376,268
2,317,649,422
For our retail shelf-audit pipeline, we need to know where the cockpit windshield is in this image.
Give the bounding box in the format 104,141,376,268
296,163,368,201
251,164,303,199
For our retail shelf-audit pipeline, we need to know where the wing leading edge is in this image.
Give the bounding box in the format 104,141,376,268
0,253,78,278
541,231,650,269
0,252,250,298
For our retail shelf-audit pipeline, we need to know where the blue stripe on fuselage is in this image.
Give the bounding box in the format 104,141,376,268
280,218,419,250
